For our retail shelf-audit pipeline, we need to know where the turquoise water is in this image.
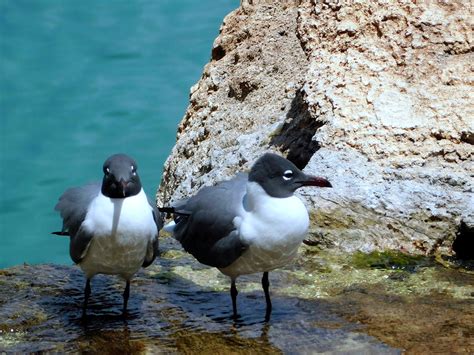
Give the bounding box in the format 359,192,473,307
0,0,238,268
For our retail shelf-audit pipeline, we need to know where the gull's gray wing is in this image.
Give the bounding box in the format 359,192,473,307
54,182,100,264
172,173,249,268
142,199,163,267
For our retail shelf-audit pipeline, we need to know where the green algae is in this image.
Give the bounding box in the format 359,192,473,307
0,302,48,333
350,250,432,271
160,249,188,260
0,330,28,349
279,246,474,301
0,272,30,291
159,245,473,305
148,270,176,284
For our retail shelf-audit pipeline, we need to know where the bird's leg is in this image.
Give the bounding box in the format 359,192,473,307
262,272,272,322
123,280,130,315
230,278,238,319
82,278,91,318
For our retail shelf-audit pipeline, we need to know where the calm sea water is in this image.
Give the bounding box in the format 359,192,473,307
0,0,238,268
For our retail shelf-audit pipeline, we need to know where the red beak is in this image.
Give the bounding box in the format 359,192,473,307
300,175,332,188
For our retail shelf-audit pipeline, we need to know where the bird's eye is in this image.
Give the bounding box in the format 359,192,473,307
283,170,293,181
105,167,110,176
131,165,137,175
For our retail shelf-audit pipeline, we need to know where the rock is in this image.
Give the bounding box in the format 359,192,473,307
157,1,310,205
157,1,473,256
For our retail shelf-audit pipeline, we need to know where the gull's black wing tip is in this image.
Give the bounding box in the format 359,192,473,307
52,231,70,236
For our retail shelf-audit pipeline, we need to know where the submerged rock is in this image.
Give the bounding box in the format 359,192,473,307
157,0,473,256
1,238,472,353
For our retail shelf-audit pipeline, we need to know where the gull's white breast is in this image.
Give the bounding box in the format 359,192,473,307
80,189,157,279
219,182,309,278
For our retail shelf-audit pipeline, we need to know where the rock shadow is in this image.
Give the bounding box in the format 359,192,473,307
270,89,325,169
452,220,474,260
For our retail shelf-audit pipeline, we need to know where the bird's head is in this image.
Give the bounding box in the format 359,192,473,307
248,153,332,198
101,154,142,198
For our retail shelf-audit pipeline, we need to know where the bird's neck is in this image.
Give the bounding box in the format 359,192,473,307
244,181,283,212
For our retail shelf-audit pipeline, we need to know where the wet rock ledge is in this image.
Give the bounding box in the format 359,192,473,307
1,237,473,353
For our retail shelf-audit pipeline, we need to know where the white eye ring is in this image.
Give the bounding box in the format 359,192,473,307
283,170,293,181
131,165,137,175
105,167,110,175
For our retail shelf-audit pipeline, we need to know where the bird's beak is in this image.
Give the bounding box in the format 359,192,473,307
119,179,128,197
299,174,332,188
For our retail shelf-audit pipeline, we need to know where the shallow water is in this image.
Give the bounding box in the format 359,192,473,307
2,237,473,352
0,238,401,353
0,0,238,268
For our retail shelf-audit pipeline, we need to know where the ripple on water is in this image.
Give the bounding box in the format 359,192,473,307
0,248,399,353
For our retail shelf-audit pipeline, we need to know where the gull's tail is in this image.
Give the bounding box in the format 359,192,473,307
158,206,190,233
163,221,176,233
52,231,70,236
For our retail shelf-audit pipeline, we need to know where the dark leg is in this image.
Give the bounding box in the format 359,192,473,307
230,278,238,319
82,278,91,318
123,280,130,315
262,272,272,321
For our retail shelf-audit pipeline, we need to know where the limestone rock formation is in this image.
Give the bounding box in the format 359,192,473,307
157,0,473,256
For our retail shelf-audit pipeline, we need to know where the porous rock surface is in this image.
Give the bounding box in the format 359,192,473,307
157,0,473,255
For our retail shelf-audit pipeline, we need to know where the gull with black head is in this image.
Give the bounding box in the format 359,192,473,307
160,153,331,320
53,154,161,317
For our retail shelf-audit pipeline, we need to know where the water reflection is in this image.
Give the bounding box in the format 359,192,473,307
0,240,399,353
